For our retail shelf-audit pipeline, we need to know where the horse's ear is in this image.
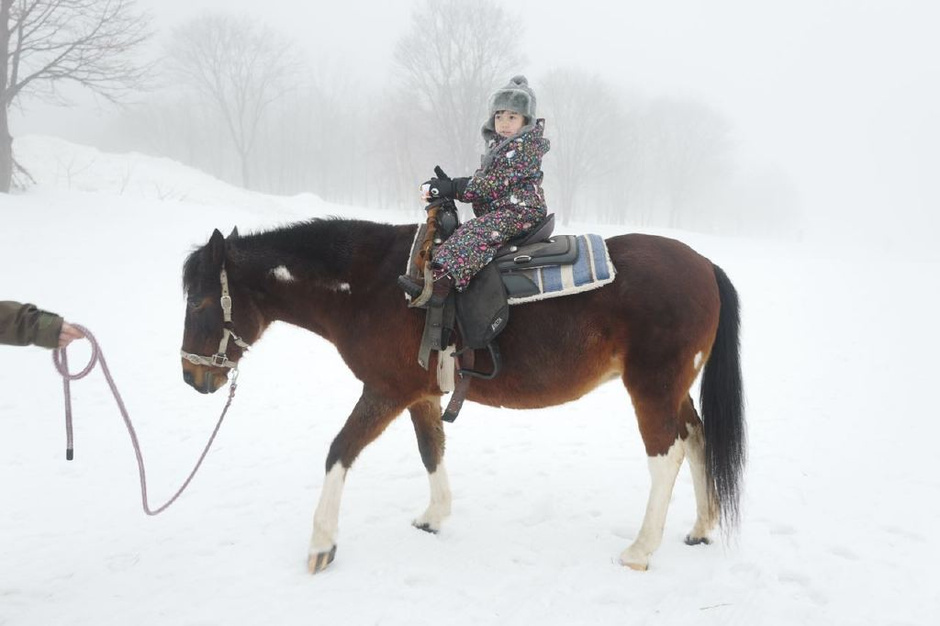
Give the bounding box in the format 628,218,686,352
208,229,226,267
228,226,240,239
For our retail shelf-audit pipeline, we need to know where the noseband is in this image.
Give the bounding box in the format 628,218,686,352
180,267,251,369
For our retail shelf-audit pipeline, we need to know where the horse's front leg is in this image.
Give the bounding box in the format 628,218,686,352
308,386,407,574
409,398,451,533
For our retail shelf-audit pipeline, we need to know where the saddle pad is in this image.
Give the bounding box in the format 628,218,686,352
506,234,616,305
405,226,616,305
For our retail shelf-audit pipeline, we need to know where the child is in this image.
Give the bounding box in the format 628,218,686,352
399,75,550,305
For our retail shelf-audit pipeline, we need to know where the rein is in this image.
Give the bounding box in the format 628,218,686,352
53,324,238,516
410,202,443,308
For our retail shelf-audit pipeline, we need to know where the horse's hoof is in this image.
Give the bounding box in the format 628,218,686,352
412,521,439,534
307,545,337,574
684,534,712,546
619,548,649,571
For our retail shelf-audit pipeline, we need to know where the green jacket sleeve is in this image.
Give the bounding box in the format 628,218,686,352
0,301,64,348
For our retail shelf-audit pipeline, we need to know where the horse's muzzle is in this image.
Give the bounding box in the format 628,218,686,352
182,363,225,394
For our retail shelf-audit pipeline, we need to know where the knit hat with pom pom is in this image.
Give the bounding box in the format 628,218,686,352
489,75,536,121
482,75,537,142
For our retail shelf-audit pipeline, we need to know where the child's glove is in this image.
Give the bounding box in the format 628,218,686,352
422,176,469,200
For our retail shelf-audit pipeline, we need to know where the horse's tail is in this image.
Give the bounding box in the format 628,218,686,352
700,264,746,532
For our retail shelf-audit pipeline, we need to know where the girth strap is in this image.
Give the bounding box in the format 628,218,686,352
442,350,475,423
417,295,455,371
412,294,473,423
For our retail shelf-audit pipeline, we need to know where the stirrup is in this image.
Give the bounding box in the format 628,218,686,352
409,264,436,308
397,275,424,298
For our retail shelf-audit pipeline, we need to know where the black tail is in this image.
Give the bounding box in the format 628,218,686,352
700,264,746,531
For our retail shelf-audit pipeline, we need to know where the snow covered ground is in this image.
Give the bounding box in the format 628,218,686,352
1,136,937,625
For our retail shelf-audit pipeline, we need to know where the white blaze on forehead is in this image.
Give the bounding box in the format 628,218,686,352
694,351,704,370
271,265,295,282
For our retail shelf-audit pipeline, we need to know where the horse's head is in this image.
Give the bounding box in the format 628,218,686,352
180,227,260,394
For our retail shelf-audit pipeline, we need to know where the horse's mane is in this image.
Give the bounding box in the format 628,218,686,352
184,217,401,293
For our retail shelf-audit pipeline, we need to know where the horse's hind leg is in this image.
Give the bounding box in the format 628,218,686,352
308,386,407,574
620,389,687,571
409,398,452,533
680,395,719,545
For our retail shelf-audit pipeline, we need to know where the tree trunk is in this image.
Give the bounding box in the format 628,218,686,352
557,180,575,226
239,151,251,189
0,0,11,193
0,108,11,193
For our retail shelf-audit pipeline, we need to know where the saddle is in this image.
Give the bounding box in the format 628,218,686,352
453,213,580,345
408,201,613,422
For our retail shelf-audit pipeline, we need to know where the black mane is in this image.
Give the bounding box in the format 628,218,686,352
184,217,403,294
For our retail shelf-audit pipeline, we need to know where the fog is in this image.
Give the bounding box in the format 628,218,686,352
11,0,939,252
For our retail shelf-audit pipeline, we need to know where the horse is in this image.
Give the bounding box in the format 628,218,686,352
179,218,745,574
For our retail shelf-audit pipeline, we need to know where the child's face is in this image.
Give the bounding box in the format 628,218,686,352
494,110,525,138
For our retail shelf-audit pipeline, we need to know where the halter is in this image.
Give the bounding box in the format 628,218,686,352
180,267,251,369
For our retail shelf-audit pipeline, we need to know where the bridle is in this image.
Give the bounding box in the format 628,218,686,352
180,267,251,370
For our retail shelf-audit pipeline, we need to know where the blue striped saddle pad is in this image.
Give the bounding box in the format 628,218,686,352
493,233,616,305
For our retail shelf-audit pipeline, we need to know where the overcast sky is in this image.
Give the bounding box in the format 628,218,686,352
15,0,939,246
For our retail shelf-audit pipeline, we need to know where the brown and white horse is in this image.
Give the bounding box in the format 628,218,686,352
180,218,745,573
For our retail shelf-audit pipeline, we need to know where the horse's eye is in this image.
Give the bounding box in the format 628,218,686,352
187,298,204,310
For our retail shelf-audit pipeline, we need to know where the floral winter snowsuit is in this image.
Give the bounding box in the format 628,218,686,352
433,119,551,291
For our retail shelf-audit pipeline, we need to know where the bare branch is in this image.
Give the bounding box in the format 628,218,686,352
165,13,305,189
4,0,153,106
392,0,524,175
540,68,625,224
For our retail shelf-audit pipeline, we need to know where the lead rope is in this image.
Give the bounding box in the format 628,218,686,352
52,324,237,516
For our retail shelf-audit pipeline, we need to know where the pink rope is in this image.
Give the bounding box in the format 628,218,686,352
52,324,236,516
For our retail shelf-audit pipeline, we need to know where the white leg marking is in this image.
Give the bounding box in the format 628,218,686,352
413,464,452,531
684,422,719,540
310,462,347,555
621,438,685,570
271,265,295,282
437,346,456,393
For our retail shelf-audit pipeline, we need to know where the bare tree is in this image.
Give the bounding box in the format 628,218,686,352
109,95,231,181
166,14,302,189
392,0,523,181
253,63,368,201
0,0,151,192
539,69,625,225
638,98,734,229
368,90,425,209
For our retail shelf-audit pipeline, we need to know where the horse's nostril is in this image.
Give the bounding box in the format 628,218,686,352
183,370,195,386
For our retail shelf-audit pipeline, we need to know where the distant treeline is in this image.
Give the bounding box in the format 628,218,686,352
99,0,800,238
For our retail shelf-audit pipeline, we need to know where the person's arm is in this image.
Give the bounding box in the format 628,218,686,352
461,133,546,203
0,301,64,348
